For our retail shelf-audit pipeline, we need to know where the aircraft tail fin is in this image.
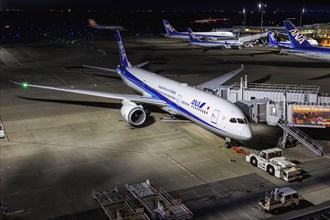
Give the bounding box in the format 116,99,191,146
268,31,277,46
283,20,312,48
115,30,131,67
187,28,201,42
162,20,180,35
88,19,97,27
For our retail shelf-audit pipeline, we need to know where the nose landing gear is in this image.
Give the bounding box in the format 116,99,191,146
225,137,233,148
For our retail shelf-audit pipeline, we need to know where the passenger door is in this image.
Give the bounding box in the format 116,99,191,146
211,110,220,124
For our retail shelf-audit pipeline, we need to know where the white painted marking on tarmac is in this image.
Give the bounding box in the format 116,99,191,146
6,209,25,215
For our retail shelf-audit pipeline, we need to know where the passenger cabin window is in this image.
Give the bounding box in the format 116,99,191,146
229,118,237,123
237,118,245,124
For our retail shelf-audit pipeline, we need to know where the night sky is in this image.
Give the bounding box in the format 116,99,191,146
2,0,330,10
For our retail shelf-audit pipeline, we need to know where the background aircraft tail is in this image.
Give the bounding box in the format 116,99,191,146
283,20,312,48
162,20,180,35
268,31,278,46
187,28,201,42
88,19,97,27
115,30,131,67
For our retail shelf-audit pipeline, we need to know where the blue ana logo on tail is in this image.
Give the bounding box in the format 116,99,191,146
268,32,277,45
288,29,306,45
165,23,175,33
115,30,130,67
118,41,126,63
187,28,199,42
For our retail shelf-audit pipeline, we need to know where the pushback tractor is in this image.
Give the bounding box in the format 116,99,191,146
246,148,302,181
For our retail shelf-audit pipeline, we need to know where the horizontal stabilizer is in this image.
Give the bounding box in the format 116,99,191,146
82,65,118,73
135,61,149,68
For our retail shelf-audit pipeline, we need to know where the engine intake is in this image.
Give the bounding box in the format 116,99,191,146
121,101,147,126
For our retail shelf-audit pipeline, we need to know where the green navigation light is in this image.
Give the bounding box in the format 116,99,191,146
21,81,29,89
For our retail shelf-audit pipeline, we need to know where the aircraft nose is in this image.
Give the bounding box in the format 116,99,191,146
240,125,252,141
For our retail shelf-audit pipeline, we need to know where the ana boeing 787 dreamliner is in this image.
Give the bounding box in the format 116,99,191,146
12,30,252,146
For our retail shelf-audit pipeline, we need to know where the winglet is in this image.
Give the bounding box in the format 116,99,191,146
10,80,30,89
283,20,312,48
115,30,131,67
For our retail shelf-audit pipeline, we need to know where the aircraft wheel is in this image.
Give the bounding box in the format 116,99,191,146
225,142,232,148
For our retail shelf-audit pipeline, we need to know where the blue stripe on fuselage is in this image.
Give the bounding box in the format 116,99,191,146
170,32,230,39
118,66,227,134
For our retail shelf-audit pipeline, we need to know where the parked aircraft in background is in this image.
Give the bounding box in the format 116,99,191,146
281,21,329,62
12,30,252,146
162,20,234,40
268,31,318,48
187,28,243,49
88,19,124,30
268,31,291,48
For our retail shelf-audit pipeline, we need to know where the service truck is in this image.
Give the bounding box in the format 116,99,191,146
258,187,301,214
246,148,302,181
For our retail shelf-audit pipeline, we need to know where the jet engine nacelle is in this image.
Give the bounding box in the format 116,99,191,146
121,100,147,126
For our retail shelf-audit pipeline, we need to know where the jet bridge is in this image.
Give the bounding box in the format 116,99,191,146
203,75,329,156
238,32,268,44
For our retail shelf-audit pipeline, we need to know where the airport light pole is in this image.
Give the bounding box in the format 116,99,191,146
242,8,246,31
300,8,305,27
258,3,266,36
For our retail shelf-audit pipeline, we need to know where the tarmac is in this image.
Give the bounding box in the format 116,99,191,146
0,34,329,219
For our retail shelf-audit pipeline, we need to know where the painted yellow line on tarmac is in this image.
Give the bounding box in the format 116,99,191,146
180,123,236,161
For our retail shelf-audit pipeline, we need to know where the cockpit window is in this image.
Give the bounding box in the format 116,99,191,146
237,118,245,124
244,118,248,124
229,118,237,123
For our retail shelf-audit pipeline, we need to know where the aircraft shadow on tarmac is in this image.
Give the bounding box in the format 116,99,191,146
18,96,123,109
17,96,161,127
308,73,330,80
249,74,272,83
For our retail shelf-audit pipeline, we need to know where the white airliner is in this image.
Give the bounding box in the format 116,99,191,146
88,19,124,30
281,21,330,62
187,28,243,49
268,31,318,48
11,30,252,145
162,20,234,40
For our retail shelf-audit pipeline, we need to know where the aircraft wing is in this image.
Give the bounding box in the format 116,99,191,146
82,65,118,73
195,64,244,90
11,81,167,106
